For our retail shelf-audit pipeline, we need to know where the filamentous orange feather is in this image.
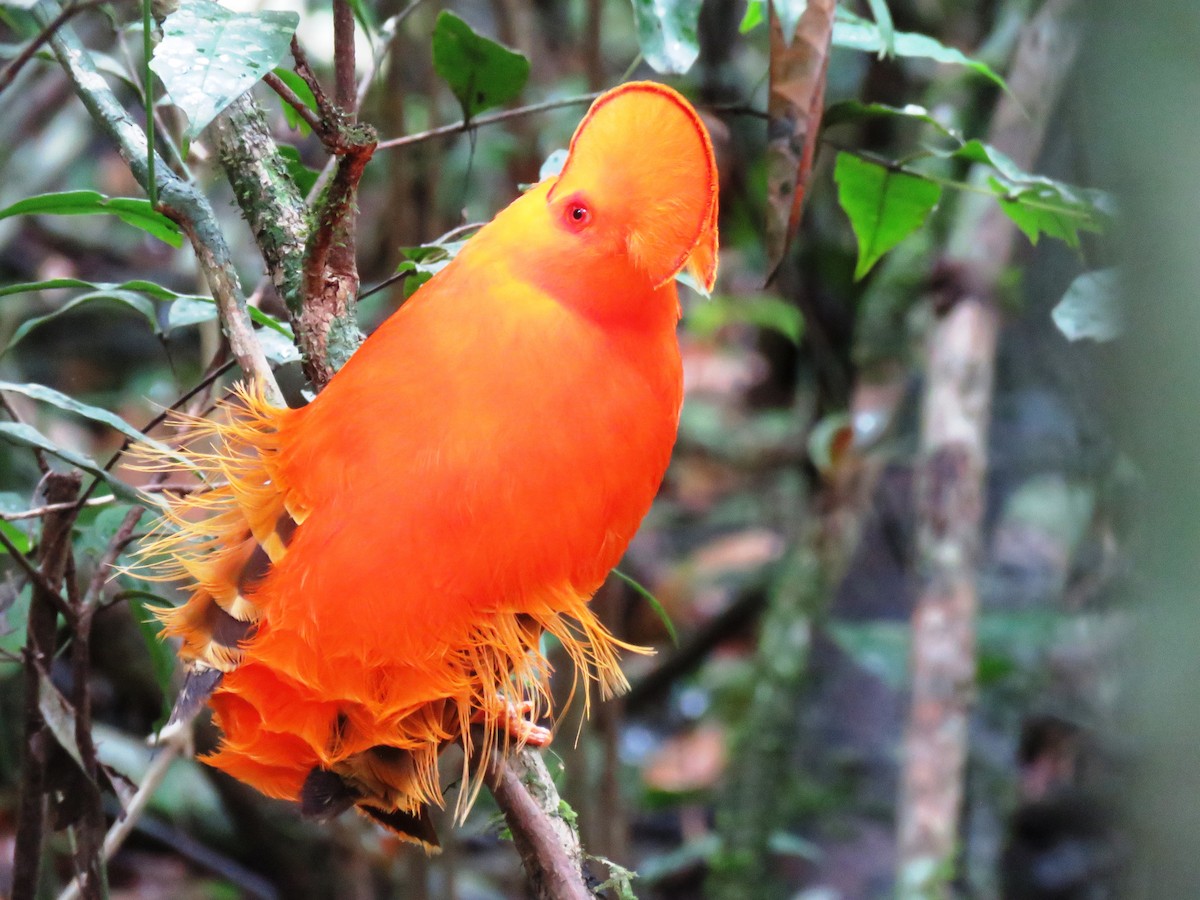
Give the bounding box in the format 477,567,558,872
141,81,719,849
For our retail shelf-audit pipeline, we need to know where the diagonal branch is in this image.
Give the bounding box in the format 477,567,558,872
34,3,282,407
484,749,590,900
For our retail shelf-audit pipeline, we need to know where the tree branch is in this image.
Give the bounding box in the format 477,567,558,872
484,749,591,900
332,0,356,117
210,95,311,318
35,3,282,406
896,0,1081,894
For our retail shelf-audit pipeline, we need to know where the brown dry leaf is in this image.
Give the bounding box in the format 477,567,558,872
765,0,836,279
643,724,728,794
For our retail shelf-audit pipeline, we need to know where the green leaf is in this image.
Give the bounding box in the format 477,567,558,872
738,0,763,33
1052,269,1121,342
166,297,219,331
990,178,1107,249
834,152,942,279
735,0,812,43
823,100,961,141
833,8,1005,88
0,492,32,554
864,0,895,55
40,678,86,771
431,11,530,120
395,240,469,299
0,190,182,247
938,141,1112,246
257,328,301,365
612,568,678,646
0,381,183,461
1,278,293,350
630,0,702,73
4,290,157,354
278,144,319,196
150,0,299,140
0,422,161,508
125,589,176,713
827,620,909,688
272,68,317,134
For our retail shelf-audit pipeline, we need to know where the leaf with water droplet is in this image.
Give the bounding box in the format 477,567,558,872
150,0,298,140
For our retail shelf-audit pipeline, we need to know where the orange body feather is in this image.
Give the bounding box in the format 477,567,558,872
144,82,718,847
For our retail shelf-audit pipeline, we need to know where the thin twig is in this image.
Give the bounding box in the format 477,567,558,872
12,472,83,900
263,71,322,133
2,496,115,521
80,505,144,610
288,36,332,122
57,732,189,900
376,93,602,151
0,527,71,618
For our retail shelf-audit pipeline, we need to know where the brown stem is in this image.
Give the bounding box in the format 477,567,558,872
68,549,105,898
263,71,323,132
11,471,83,900
332,0,357,118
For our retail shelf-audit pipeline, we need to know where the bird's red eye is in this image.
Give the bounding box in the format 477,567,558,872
566,203,591,228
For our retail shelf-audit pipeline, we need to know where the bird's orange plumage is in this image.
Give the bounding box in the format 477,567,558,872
142,82,718,847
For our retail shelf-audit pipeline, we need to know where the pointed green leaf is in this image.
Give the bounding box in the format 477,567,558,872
166,297,219,331
989,178,1107,249
432,11,529,119
272,68,317,135
833,8,1005,88
738,0,764,33
150,0,299,140
0,190,181,246
834,152,941,279
4,291,157,354
277,144,319,195
864,0,894,55
823,100,961,141
0,422,161,507
0,381,182,460
630,0,703,72
612,568,678,646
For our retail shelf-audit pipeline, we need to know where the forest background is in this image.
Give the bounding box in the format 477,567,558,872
0,0,1196,897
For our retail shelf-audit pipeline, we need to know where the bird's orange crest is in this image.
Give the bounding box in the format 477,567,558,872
551,81,720,292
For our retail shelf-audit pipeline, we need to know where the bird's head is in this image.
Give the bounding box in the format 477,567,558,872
546,81,719,296
513,82,715,307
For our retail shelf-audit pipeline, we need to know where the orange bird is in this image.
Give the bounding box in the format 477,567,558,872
143,81,718,849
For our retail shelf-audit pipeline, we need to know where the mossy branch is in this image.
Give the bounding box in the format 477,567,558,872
211,95,311,317
36,2,282,407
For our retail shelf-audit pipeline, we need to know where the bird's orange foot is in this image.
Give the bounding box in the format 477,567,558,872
474,701,552,748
